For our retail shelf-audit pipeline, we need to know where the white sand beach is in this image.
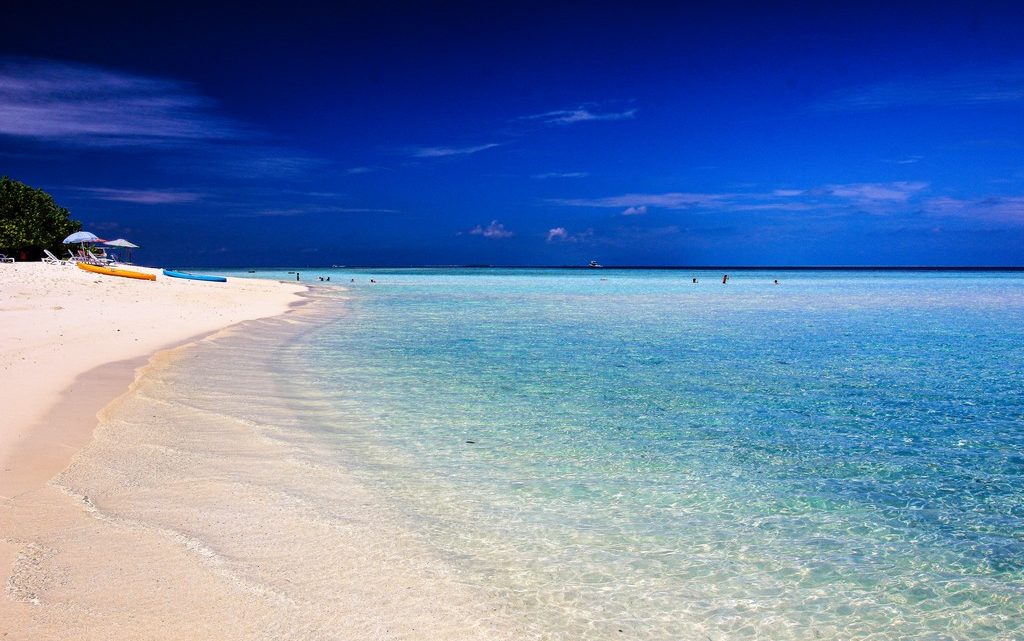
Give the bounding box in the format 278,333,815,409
1,263,304,635
1,262,305,494
0,262,517,640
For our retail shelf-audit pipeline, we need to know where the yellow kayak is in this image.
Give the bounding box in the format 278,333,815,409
77,261,156,281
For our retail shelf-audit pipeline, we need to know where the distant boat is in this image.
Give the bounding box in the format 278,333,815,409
589,260,602,268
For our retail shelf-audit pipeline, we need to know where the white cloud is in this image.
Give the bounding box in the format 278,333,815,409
78,187,204,204
522,107,637,125
923,196,1024,224
823,181,928,202
810,66,1024,112
553,192,733,209
227,205,400,218
545,227,594,243
238,208,308,217
546,227,568,241
553,181,932,215
729,202,825,212
0,58,322,181
332,207,400,213
533,171,589,179
469,220,513,239
170,146,321,179
408,143,503,158
0,58,245,146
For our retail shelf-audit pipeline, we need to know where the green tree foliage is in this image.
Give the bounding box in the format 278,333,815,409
0,176,81,258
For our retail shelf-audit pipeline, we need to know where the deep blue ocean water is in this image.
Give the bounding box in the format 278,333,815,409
218,269,1024,639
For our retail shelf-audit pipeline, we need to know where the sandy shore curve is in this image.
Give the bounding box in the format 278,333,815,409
1,262,305,635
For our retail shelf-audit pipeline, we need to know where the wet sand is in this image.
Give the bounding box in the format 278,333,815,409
1,264,516,640
1,263,301,636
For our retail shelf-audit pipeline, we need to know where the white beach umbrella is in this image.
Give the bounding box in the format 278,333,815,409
63,231,107,260
104,238,139,249
104,238,140,263
63,231,105,244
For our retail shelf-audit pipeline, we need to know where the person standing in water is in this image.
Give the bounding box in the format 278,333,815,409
722,274,729,284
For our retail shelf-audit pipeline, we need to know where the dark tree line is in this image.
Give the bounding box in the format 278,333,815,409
0,176,81,260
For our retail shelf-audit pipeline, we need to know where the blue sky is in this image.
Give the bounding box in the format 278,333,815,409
2,1,1023,266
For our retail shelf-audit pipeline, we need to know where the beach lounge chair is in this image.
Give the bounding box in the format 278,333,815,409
80,248,114,265
92,247,115,264
0,253,14,263
42,249,69,265
73,249,107,265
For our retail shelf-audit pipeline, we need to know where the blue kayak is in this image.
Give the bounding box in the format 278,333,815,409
162,269,227,283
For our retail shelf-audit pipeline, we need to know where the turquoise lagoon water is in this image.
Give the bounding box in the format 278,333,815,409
218,269,1024,639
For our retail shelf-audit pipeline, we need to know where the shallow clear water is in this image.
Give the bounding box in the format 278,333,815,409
219,269,1024,639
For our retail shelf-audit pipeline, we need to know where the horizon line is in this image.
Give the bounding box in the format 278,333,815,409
196,264,1024,272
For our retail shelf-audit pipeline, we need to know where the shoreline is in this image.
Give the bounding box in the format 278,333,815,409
4,284,516,640
1,263,307,635
0,263,308,492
